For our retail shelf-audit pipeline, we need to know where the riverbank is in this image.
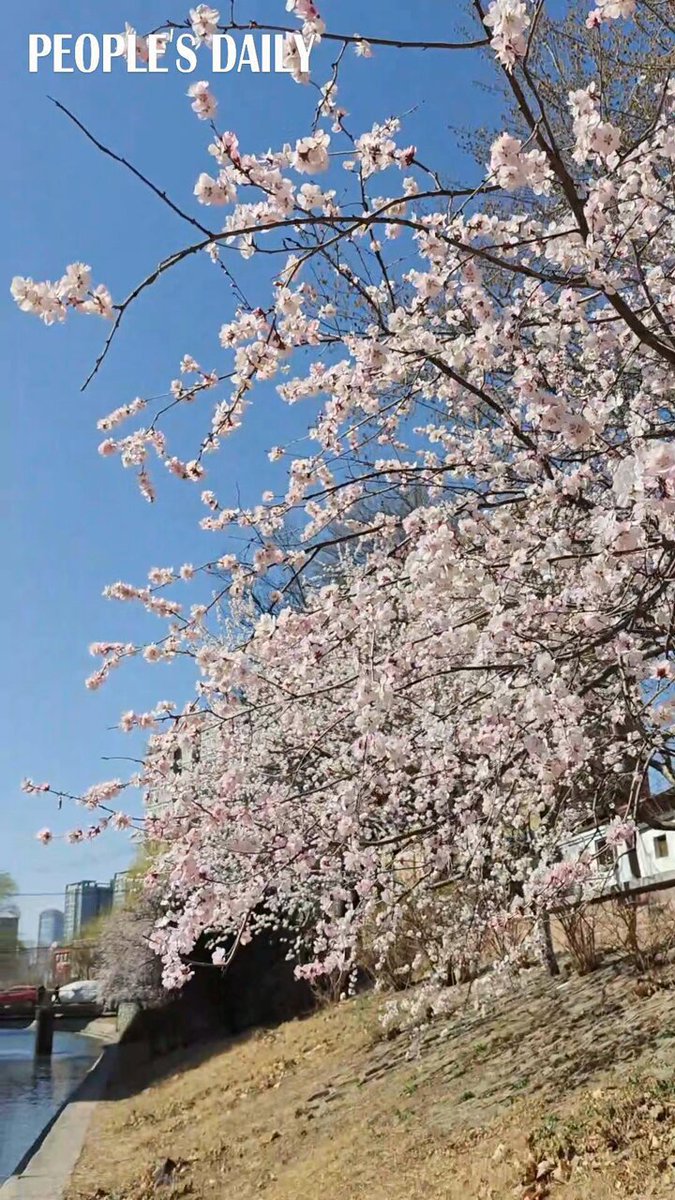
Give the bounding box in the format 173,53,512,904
66,957,675,1199
0,1044,117,1200
0,1019,118,1197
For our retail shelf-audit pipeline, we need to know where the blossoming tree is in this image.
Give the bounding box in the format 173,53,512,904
14,0,675,999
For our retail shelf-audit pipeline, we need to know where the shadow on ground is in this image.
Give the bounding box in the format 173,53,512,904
67,953,675,1200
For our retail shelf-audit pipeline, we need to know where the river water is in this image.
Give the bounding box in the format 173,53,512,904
0,1028,100,1184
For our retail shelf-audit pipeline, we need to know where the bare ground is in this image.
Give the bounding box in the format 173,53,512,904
67,958,675,1200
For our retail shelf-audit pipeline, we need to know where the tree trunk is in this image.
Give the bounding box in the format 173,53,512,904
534,912,559,977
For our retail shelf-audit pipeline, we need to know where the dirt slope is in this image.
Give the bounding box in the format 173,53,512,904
68,959,675,1200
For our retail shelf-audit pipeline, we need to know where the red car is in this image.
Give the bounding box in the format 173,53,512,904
0,984,38,1009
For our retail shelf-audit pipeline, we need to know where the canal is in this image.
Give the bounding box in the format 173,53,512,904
0,1028,100,1184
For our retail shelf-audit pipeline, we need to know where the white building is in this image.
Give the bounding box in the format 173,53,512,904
561,796,675,899
145,723,219,819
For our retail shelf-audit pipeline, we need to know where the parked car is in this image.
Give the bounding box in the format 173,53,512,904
0,984,38,1010
57,979,101,1005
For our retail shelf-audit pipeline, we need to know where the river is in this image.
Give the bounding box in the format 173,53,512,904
0,1028,100,1184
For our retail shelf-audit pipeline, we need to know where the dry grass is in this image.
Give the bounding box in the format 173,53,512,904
68,956,675,1200
548,894,675,981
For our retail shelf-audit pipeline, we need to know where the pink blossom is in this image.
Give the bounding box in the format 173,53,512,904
11,276,66,324
489,132,552,193
59,263,91,299
293,131,330,174
188,81,217,122
148,566,175,586
138,469,156,504
194,172,237,206
122,24,149,63
189,5,220,44
484,0,530,69
588,0,636,24
85,668,108,691
286,0,325,38
80,284,114,320
355,121,399,177
642,442,675,483
286,0,319,19
81,780,124,809
21,778,50,794
535,860,592,896
603,818,637,848
281,33,312,84
97,398,146,432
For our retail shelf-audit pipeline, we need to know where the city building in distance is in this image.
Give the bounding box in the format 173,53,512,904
0,913,19,950
0,911,21,984
64,880,113,942
37,908,64,947
111,870,131,910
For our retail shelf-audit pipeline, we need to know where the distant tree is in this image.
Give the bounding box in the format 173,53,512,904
0,874,17,911
97,889,165,1008
0,876,20,983
67,929,101,981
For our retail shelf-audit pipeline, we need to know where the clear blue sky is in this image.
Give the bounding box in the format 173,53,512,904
1,0,491,942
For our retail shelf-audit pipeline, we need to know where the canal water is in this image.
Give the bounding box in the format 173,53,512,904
0,1028,100,1184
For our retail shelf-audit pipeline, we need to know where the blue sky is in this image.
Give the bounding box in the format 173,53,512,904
2,0,491,941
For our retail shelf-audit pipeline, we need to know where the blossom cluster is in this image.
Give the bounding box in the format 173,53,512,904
11,265,113,325
587,0,637,27
484,0,530,69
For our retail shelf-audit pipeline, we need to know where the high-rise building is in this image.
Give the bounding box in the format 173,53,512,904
37,908,65,947
111,870,131,909
63,881,113,942
0,914,20,982
0,914,19,950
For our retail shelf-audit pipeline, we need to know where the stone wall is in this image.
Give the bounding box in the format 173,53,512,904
117,929,314,1059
